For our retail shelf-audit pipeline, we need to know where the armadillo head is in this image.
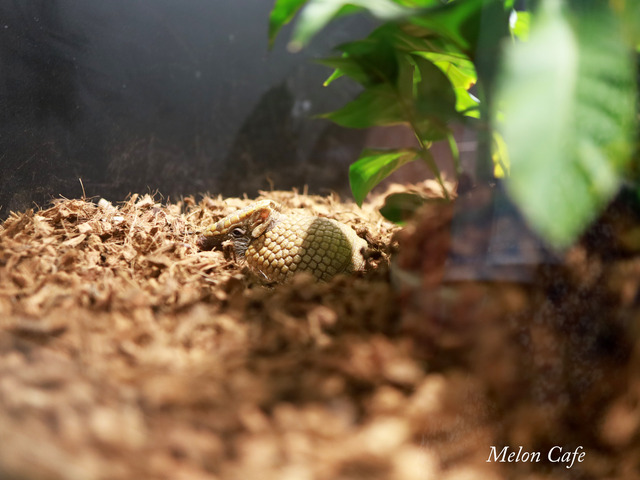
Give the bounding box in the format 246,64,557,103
197,200,282,257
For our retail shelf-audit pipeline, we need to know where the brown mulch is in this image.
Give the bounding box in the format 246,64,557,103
1,185,639,480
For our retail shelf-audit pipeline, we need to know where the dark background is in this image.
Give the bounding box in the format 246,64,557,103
0,0,376,217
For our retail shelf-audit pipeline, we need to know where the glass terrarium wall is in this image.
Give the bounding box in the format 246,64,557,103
0,0,375,218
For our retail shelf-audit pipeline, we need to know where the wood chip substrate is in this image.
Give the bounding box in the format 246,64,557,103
1,188,639,480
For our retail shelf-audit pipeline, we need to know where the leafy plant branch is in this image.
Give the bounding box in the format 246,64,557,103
270,0,639,248
270,1,490,207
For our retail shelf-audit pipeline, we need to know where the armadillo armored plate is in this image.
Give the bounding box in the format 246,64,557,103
198,200,368,283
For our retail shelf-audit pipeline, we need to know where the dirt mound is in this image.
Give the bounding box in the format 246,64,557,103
0,187,638,479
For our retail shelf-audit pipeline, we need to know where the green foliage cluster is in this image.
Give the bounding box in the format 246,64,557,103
270,0,639,248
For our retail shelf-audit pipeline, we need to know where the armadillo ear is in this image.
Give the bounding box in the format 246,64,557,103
249,207,274,237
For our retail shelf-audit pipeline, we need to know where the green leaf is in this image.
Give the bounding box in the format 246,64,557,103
335,29,400,86
322,68,345,86
510,10,530,41
620,0,640,48
408,0,487,55
289,0,410,51
269,0,308,47
414,52,476,90
320,84,406,128
413,51,478,116
391,0,439,6
316,56,372,86
379,192,431,224
411,55,458,135
349,148,419,205
317,26,405,88
320,52,457,139
391,25,468,55
494,0,637,248
375,24,479,118
491,131,509,178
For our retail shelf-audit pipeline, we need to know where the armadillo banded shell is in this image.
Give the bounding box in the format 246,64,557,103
247,214,367,283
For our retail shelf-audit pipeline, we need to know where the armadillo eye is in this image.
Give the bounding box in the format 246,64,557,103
230,227,245,238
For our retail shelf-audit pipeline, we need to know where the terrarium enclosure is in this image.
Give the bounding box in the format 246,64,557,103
1,1,640,480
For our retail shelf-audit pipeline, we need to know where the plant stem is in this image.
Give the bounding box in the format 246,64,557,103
447,131,462,177
392,53,451,201
414,131,451,201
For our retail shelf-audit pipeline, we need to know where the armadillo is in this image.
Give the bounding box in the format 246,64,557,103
197,200,367,282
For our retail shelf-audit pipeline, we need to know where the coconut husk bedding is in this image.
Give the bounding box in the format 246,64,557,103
0,186,639,480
